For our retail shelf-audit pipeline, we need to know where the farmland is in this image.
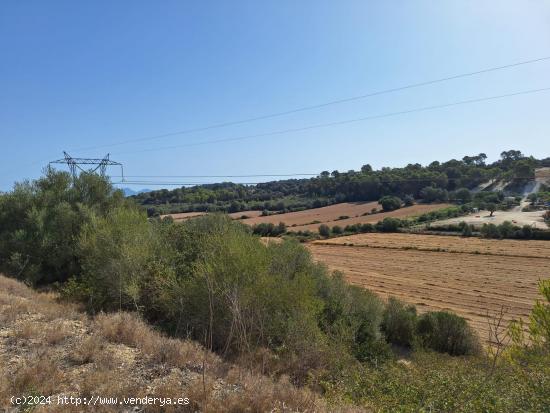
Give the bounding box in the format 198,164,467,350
163,210,263,222
309,233,549,338
164,202,450,228
283,203,450,232
163,202,451,230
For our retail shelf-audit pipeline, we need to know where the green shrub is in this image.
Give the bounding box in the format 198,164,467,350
318,224,330,237
498,221,516,238
416,311,481,356
76,207,155,312
382,297,417,347
331,225,343,235
379,195,402,211
480,223,500,239
0,169,127,285
316,272,389,363
360,223,374,233
376,217,402,232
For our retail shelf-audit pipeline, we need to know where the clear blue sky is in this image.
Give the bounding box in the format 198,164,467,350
1,1,550,190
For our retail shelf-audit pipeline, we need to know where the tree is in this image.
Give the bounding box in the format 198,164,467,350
378,195,402,212
403,195,414,206
331,225,343,235
420,186,448,203
513,160,535,180
485,202,497,217
361,164,373,173
454,188,472,204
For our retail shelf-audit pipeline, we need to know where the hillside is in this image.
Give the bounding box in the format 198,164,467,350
132,151,549,216
0,275,334,413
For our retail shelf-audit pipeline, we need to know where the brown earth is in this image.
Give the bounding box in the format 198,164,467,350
163,210,263,222
162,202,450,230
161,211,206,221
308,233,549,339
240,202,381,227
313,232,550,259
287,203,450,232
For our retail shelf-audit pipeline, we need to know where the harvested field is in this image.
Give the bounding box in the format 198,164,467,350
162,211,206,221
228,210,263,219
162,203,450,229
314,232,550,259
288,203,450,232
241,201,381,227
163,210,262,222
308,234,549,338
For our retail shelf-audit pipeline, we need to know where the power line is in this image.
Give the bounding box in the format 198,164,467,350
75,55,550,152
113,176,514,187
112,173,318,178
113,86,550,156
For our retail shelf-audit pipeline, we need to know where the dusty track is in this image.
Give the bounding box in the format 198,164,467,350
308,234,549,338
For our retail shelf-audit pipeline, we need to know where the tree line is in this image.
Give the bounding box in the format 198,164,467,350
134,150,546,216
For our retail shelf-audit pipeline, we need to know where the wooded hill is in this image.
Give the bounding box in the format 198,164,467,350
133,150,549,216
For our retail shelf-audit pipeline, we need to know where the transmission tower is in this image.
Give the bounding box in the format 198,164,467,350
49,151,124,181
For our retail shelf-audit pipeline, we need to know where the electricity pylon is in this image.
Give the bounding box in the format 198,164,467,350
49,151,124,181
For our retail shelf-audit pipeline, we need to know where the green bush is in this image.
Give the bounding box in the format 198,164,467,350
316,272,389,363
416,311,481,356
73,207,156,312
0,169,127,285
318,224,330,237
376,217,402,232
331,225,343,235
382,297,417,347
480,223,500,239
360,223,374,233
379,195,402,211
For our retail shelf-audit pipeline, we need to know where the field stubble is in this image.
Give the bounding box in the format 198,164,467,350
309,233,549,338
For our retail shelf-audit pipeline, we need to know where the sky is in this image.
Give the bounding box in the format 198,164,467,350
1,0,550,191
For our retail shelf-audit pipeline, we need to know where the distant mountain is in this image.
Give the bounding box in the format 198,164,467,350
121,188,152,197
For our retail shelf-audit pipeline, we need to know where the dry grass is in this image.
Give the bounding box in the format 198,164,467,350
95,312,210,371
9,352,65,397
0,274,341,412
308,234,548,339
